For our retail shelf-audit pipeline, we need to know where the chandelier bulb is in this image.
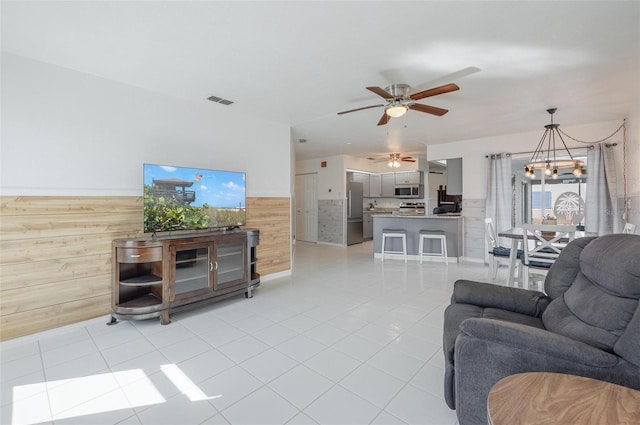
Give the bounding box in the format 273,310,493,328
544,163,552,176
527,165,534,179
552,168,559,179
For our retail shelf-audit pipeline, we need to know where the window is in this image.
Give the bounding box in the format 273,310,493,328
513,154,587,227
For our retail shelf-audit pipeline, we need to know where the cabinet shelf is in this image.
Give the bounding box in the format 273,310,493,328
218,251,242,258
120,274,162,286
117,293,162,308
175,275,209,284
175,257,207,266
218,267,243,275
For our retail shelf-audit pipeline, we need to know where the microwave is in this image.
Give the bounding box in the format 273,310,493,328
394,185,423,198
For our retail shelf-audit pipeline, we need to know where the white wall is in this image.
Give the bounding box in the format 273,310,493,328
296,153,430,201
1,53,291,197
296,155,346,200
427,119,634,201
626,100,640,226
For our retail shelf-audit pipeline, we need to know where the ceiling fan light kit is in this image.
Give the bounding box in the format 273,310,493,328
388,153,402,168
524,108,584,180
385,103,408,118
337,82,460,126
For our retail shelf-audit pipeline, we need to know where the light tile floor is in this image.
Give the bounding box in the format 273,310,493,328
1,241,506,425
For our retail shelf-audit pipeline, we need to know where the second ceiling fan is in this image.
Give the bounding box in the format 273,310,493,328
338,83,460,126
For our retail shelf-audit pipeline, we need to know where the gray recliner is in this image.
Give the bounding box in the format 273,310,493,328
443,234,640,425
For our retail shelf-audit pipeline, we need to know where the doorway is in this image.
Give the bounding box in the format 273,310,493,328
295,173,318,242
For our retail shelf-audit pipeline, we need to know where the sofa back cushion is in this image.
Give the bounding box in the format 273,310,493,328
542,234,640,360
544,237,597,299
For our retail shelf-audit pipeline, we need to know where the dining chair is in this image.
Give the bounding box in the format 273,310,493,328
623,222,637,234
521,224,576,291
484,218,520,279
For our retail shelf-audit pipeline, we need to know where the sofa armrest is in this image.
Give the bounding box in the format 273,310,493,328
452,280,551,317
453,318,630,425
460,318,618,367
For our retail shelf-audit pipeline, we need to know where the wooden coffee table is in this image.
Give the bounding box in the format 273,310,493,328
487,372,640,425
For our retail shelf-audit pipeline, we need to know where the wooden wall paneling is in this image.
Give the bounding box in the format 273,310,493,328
0,211,141,241
1,253,112,290
0,196,140,341
0,195,292,341
0,295,112,341
1,275,111,316
246,197,291,275
1,196,143,215
0,232,140,264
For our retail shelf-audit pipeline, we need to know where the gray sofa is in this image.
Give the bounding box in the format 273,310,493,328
443,234,640,425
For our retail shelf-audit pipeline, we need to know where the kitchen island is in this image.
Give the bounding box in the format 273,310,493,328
373,214,464,262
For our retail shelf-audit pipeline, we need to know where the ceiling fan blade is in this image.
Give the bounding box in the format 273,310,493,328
409,103,449,116
401,157,416,162
337,104,384,115
367,86,395,99
377,113,390,126
409,83,460,100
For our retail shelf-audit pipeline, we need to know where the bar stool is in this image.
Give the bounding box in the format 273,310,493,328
418,230,448,264
381,229,407,262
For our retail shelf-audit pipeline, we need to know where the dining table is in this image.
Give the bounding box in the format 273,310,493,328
497,227,590,286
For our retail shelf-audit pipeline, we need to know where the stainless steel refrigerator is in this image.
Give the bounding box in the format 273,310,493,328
347,181,363,245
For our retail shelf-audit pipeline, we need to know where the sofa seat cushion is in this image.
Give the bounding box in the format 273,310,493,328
444,303,544,364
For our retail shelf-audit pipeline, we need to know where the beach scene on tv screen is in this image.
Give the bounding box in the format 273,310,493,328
143,164,246,232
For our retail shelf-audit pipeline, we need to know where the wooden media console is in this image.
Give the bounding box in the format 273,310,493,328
111,228,259,325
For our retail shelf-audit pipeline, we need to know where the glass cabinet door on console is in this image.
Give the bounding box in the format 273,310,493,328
214,238,247,291
170,244,211,301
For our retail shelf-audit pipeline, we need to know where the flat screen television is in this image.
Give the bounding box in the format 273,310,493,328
143,163,246,233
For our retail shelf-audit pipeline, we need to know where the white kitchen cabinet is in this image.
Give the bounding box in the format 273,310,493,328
381,173,396,197
363,213,373,240
369,174,382,197
347,172,370,196
395,171,422,185
353,172,370,197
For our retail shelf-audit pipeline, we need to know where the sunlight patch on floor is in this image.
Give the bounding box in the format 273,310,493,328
12,369,165,424
160,364,221,401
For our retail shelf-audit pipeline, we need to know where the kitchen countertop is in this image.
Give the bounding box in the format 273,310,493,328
372,214,462,219
364,209,394,214
372,213,464,259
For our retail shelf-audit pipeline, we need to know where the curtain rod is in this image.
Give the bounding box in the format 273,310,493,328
485,143,617,158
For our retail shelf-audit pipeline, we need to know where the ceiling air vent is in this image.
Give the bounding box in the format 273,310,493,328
207,95,234,106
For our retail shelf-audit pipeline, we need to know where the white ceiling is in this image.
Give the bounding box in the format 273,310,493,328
2,1,638,161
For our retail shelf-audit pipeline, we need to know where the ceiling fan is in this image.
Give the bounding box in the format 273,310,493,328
369,153,416,168
338,83,460,126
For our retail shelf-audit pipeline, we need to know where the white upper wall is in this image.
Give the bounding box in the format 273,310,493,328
295,153,432,202
1,53,291,197
296,155,346,200
427,119,635,200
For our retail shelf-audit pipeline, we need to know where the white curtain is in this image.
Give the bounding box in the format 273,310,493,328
486,154,513,248
586,144,618,234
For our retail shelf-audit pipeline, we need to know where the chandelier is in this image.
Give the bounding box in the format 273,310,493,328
524,108,584,179
388,153,402,168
